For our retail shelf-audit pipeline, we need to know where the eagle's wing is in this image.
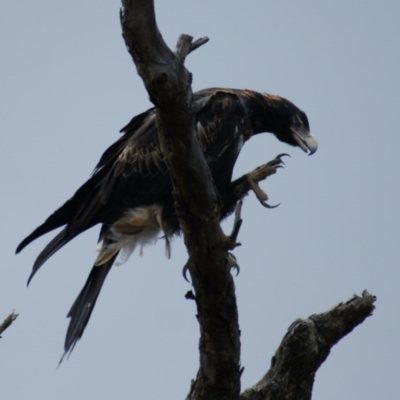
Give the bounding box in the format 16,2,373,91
16,108,171,279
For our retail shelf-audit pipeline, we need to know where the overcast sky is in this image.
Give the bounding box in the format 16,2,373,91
1,1,399,399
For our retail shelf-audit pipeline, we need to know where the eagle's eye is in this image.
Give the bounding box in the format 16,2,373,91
292,115,301,126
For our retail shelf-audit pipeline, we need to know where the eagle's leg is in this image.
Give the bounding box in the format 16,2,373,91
246,154,288,208
228,154,288,209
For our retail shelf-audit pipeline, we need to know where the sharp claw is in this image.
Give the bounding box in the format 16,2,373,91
182,262,191,283
259,199,280,209
267,153,290,167
276,153,291,159
227,252,240,276
231,264,240,277
266,159,284,167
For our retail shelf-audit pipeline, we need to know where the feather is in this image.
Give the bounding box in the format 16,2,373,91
27,227,70,285
96,206,163,267
60,255,116,363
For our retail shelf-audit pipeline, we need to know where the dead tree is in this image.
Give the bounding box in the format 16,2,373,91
120,2,376,399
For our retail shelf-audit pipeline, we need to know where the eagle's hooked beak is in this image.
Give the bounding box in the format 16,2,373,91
291,125,318,155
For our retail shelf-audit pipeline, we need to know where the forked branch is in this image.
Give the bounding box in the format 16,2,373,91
240,291,376,400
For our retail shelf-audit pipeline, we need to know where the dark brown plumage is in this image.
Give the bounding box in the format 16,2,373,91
16,88,317,359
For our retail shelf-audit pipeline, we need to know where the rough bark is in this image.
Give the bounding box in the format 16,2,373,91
119,2,375,400
121,2,241,399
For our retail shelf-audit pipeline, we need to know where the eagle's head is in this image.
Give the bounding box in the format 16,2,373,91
270,97,318,155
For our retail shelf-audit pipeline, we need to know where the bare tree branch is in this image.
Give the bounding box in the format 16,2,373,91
240,291,376,400
0,310,18,338
175,34,209,63
120,1,241,398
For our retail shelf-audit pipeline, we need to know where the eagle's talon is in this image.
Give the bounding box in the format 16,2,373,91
227,252,240,276
277,153,291,159
231,264,240,277
259,199,280,209
182,262,191,283
266,159,284,167
266,153,290,167
246,154,289,208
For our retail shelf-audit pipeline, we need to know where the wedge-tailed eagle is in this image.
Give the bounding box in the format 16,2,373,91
16,88,318,357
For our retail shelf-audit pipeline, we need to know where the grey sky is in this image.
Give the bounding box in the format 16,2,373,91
1,1,399,399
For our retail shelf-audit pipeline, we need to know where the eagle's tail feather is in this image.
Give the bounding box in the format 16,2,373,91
60,255,116,363
16,210,70,254
27,227,72,285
